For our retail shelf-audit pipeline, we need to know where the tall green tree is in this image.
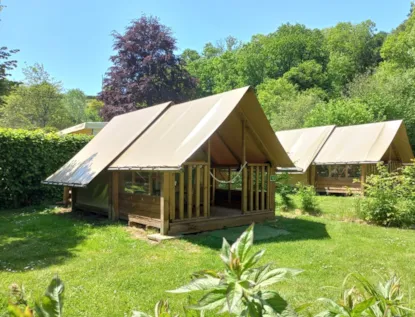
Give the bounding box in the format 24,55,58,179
0,64,70,129
62,89,88,124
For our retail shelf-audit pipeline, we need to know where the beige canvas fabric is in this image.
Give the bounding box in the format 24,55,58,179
44,102,172,186
276,125,335,171
110,86,293,170
314,120,414,164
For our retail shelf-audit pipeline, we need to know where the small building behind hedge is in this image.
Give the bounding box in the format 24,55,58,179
276,120,414,194
44,87,293,235
59,122,107,136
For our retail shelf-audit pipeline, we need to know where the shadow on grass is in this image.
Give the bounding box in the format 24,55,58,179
0,206,111,272
182,216,330,250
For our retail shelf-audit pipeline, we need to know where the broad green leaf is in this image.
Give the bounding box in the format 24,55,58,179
351,297,376,316
220,238,231,265
242,249,265,272
231,224,254,262
256,268,303,288
167,275,221,293
188,289,227,311
35,276,64,317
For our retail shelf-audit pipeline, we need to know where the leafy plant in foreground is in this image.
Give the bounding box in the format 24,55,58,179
7,277,64,317
168,224,302,316
316,273,413,317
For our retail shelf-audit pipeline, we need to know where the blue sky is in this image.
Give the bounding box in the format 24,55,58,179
1,0,412,96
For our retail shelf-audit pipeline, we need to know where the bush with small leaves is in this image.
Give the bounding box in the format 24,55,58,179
295,183,319,213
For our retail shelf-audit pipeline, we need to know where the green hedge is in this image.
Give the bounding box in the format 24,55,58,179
0,129,92,209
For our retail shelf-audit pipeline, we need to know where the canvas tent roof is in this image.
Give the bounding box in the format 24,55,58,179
59,122,108,136
109,86,293,170
43,102,172,187
276,125,335,171
314,120,414,165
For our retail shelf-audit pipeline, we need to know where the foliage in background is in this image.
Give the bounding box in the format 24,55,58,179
360,162,415,227
167,224,301,316
295,183,319,213
99,15,196,121
316,273,413,317
0,46,19,104
0,128,91,209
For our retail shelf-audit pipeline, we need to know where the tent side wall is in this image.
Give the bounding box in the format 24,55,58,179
74,171,110,215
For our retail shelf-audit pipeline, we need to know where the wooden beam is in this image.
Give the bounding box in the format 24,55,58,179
228,167,232,204
203,165,208,217
195,166,201,217
161,172,170,234
187,165,193,218
255,166,259,211
63,187,70,207
71,187,77,212
215,131,241,163
211,168,216,206
170,173,175,220
237,108,272,163
207,138,211,217
266,166,270,211
361,164,366,195
112,171,119,220
310,165,316,186
108,173,113,219
249,165,254,212
261,166,265,210
269,172,276,213
242,120,247,213
179,172,184,220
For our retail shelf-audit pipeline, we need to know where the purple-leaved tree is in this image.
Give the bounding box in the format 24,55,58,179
100,15,196,120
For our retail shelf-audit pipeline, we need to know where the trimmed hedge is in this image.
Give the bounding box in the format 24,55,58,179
0,128,92,209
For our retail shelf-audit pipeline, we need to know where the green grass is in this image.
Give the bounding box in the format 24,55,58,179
1,202,415,316
277,193,362,221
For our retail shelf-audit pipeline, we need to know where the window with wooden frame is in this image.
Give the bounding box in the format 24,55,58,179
121,171,161,196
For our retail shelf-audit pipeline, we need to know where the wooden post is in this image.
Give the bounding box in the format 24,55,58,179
242,120,247,213
207,138,211,217
361,164,366,195
71,187,77,212
310,165,316,186
63,186,70,207
195,166,201,217
170,173,176,220
249,166,254,212
112,171,119,220
255,166,259,211
187,165,193,218
179,172,184,220
161,172,170,234
108,173,113,219
261,166,265,210
228,167,232,204
269,167,276,212
211,168,216,206
203,165,208,217
266,166,271,211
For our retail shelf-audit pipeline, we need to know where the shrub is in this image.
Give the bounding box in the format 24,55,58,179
295,183,319,212
360,162,415,227
275,173,295,210
0,128,91,209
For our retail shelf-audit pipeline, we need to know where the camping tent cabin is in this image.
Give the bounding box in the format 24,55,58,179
59,122,108,136
276,120,414,194
44,87,293,235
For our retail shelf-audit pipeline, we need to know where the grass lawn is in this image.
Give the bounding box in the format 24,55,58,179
277,193,362,222
1,201,415,316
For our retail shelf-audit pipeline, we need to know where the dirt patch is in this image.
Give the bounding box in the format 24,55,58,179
125,226,159,244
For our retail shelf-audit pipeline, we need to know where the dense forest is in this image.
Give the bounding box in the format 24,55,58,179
1,4,415,148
